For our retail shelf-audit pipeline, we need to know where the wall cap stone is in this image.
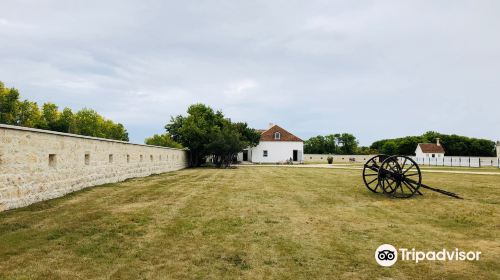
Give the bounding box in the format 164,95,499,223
0,124,187,151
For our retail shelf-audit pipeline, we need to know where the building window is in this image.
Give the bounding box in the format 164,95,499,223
263,150,268,157
432,154,435,158
109,154,113,163
84,153,90,165
127,154,130,163
150,155,153,162
49,154,57,168
274,132,281,140
140,155,143,162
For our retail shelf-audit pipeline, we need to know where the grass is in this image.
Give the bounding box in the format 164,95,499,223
0,167,499,279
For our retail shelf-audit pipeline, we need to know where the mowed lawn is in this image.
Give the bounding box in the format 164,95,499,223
0,167,499,279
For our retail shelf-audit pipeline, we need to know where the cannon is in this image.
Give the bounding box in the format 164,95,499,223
362,155,462,199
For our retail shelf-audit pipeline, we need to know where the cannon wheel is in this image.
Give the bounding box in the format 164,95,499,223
378,156,422,198
362,155,388,193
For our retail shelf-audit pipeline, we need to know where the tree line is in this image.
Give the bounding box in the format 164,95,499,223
304,131,496,157
161,103,261,167
370,131,496,157
304,134,377,155
0,81,129,141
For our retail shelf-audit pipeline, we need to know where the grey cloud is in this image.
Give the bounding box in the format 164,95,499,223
1,0,499,144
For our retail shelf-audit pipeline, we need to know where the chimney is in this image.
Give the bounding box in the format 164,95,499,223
436,138,441,146
268,122,274,128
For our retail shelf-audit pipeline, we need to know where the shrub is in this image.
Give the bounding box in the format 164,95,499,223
327,156,333,164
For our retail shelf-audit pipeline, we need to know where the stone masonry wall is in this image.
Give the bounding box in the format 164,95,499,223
0,124,188,211
304,154,375,163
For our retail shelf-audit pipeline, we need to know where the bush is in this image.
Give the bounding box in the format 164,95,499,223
327,156,333,164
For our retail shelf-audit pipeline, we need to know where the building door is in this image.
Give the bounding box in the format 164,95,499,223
243,150,248,161
293,150,298,161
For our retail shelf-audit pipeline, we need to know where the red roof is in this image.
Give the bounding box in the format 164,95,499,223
259,125,303,142
418,143,445,153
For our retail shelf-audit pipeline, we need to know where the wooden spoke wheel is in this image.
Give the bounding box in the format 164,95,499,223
362,155,388,193
378,156,422,198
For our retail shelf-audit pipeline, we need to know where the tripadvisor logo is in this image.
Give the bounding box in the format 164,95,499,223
375,244,481,267
375,244,397,267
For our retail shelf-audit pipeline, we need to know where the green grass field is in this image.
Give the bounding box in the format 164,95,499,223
0,167,499,279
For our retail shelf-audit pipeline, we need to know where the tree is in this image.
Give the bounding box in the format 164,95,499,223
324,134,338,154
57,108,75,133
304,133,359,154
0,81,129,141
41,103,59,130
380,141,398,155
336,133,358,154
145,133,183,148
304,135,339,154
16,100,43,128
166,103,260,167
234,122,261,149
102,120,129,141
355,146,378,155
0,86,20,125
207,121,261,168
304,135,327,154
166,104,222,166
73,108,105,138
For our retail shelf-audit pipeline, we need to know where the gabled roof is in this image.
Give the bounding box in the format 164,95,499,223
259,125,303,142
418,143,445,153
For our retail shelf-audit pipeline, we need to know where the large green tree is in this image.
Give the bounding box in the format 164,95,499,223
166,104,260,167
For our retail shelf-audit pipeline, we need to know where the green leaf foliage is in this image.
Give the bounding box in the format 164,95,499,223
144,133,183,149
165,103,260,167
304,133,368,155
0,81,129,141
370,131,496,156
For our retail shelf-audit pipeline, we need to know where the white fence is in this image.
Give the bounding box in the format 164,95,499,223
411,157,500,168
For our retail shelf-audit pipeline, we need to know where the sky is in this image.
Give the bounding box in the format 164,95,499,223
1,0,499,145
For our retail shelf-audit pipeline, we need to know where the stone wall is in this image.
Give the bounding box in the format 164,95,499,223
304,154,376,163
0,124,188,211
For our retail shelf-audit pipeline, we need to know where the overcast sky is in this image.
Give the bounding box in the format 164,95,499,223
1,1,499,145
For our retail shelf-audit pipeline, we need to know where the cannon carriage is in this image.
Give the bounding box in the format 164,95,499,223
362,155,462,199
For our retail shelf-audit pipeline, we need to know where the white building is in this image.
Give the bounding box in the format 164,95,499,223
238,124,304,163
415,138,445,158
